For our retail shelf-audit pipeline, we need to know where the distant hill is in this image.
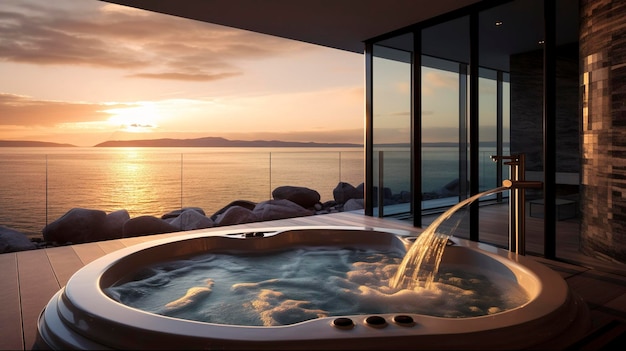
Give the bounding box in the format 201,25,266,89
94,137,363,148
0,140,76,147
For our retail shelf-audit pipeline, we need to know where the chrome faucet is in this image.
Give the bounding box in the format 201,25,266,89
491,154,543,255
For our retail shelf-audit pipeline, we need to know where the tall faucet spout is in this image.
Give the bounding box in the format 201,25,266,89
491,154,543,255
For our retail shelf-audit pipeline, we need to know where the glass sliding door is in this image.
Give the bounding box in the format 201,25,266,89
554,0,580,261
365,0,584,265
502,73,511,183
478,68,498,193
479,0,548,252
421,16,470,216
420,58,463,210
371,44,412,217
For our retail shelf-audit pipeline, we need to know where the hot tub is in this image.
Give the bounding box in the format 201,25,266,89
35,226,590,350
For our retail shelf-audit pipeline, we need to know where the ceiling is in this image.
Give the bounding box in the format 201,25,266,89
103,0,482,53
103,0,579,72
370,0,579,72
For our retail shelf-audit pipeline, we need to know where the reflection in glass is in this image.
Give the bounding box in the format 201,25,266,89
372,44,412,216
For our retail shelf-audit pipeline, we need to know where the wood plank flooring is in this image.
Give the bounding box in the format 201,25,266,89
0,253,22,350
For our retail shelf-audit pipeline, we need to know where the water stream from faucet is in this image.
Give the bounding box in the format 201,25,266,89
390,186,510,290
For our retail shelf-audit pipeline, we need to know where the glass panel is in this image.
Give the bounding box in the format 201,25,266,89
182,149,271,211
479,68,498,194
479,0,545,251
0,150,47,238
0,148,364,240
554,0,581,261
421,16,469,225
270,150,363,207
45,149,183,222
421,61,461,210
372,44,412,216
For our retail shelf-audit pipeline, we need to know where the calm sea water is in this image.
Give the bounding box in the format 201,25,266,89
1,147,363,237
0,146,504,237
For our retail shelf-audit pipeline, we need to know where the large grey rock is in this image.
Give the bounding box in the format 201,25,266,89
343,198,365,212
210,200,257,221
356,183,365,196
0,226,36,253
253,199,313,221
272,186,320,208
122,215,179,238
162,207,206,220
214,206,259,226
98,209,130,241
42,208,107,244
333,182,363,204
167,209,215,231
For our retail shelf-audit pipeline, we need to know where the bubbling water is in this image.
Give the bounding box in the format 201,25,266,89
390,187,510,290
105,237,528,326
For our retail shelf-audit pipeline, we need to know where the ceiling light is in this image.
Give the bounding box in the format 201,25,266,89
538,40,545,45
495,21,503,26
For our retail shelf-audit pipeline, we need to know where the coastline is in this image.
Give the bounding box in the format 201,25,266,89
1,183,374,253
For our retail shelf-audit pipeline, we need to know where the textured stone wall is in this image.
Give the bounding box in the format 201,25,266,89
580,0,626,263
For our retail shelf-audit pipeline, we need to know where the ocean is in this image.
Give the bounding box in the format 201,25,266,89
0,146,504,237
1,147,362,237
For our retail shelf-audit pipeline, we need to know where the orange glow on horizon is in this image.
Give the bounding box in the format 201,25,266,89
105,103,161,133
0,0,364,146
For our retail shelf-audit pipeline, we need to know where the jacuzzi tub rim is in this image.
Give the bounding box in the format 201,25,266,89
41,226,584,350
64,226,564,332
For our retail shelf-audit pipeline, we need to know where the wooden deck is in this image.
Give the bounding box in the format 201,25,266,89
2,209,626,350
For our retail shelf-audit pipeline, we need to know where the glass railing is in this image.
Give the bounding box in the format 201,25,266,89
374,148,510,217
1,147,510,239
0,148,364,239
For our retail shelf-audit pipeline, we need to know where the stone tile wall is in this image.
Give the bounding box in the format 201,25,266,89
580,0,626,263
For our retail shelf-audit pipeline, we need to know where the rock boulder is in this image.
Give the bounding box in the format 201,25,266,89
253,199,313,221
272,186,321,209
210,200,257,221
97,209,130,241
214,206,259,226
333,182,363,204
122,216,179,238
0,226,36,253
42,208,107,244
162,207,206,220
167,209,215,231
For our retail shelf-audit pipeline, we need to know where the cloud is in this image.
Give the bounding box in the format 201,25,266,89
0,92,123,126
0,0,311,82
128,71,241,82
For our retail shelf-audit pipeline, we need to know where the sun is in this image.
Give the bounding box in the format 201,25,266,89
105,103,161,133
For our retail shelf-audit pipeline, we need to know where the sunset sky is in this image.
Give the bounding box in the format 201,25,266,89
0,0,365,146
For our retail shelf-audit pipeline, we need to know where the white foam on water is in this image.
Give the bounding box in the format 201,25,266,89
105,247,529,326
